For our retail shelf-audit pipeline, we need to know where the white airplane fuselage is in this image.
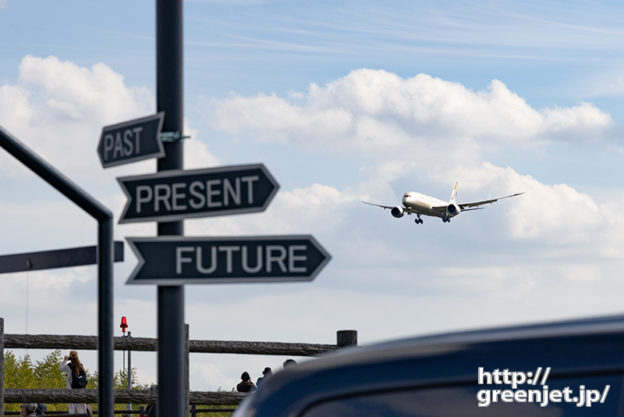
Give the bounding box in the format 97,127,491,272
402,192,459,219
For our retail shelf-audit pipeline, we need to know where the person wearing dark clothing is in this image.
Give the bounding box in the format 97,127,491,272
144,385,158,417
145,404,157,417
59,350,88,415
256,367,272,388
20,403,37,417
35,403,47,417
237,371,256,392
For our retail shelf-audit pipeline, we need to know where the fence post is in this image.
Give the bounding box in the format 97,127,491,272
190,404,196,417
185,324,189,417
337,330,357,347
0,318,4,417
128,330,132,414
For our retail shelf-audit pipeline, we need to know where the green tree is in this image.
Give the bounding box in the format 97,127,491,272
3,350,141,413
4,350,237,416
4,349,69,412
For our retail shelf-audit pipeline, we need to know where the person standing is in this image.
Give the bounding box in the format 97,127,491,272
59,350,88,415
20,403,38,417
144,385,158,417
236,371,256,392
35,403,47,417
256,367,272,388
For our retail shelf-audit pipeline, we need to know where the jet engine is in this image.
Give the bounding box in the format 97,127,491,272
391,206,405,218
446,203,461,217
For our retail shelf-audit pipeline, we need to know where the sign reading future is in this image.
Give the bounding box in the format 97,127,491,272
97,113,165,168
117,164,279,224
126,235,331,284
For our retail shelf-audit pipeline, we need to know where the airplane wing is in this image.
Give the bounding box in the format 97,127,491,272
361,200,396,210
458,192,524,210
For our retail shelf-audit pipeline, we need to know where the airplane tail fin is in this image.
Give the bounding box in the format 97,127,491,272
449,181,458,203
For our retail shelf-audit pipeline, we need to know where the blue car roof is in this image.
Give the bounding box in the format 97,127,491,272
240,314,624,417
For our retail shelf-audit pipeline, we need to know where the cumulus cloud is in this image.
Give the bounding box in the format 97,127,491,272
18,56,154,124
211,69,612,153
186,182,358,238
432,162,624,261
0,55,217,180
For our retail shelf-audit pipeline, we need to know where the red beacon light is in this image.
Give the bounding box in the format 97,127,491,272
120,316,128,334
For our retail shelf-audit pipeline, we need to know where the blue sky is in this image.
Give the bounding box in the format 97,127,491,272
2,0,624,391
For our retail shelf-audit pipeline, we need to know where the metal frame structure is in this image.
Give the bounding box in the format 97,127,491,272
0,126,115,417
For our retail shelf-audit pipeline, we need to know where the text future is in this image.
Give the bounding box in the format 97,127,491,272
176,245,308,275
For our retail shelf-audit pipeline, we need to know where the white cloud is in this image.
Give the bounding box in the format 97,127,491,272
584,69,624,98
186,182,358,238
542,103,612,137
0,55,218,181
0,199,93,253
0,84,32,125
192,362,236,391
18,56,153,124
184,119,220,169
211,69,612,153
447,163,603,242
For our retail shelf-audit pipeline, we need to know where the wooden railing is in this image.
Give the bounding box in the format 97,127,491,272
4,334,341,356
0,318,357,415
3,389,245,405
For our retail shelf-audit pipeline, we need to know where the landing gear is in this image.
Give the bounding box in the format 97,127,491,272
442,218,451,223
415,215,423,224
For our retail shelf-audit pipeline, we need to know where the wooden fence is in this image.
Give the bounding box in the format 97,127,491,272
0,318,358,415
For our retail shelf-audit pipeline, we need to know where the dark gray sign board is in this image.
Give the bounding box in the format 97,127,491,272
97,112,165,168
117,163,279,224
126,235,331,285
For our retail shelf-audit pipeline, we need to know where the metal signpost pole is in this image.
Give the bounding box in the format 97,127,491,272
156,1,186,417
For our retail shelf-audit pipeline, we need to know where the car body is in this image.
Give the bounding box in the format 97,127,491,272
233,315,624,416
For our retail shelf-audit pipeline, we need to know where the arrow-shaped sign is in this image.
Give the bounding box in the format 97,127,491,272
126,235,331,285
97,113,165,168
117,163,279,224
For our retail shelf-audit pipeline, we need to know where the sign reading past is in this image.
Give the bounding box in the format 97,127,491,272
97,113,165,168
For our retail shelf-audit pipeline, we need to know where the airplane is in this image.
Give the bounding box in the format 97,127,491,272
362,182,523,224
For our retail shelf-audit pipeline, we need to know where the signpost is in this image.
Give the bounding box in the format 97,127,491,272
103,1,330,416
117,164,279,224
126,235,331,285
97,113,165,168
